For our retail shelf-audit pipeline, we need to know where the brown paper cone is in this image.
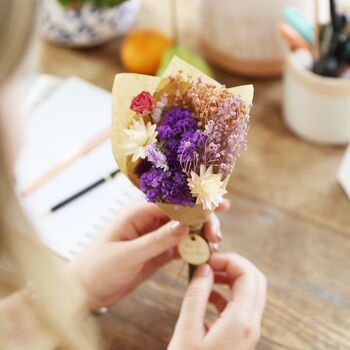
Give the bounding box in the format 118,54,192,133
111,56,254,225
157,203,211,227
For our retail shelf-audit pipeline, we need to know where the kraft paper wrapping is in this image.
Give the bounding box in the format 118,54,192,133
111,56,254,227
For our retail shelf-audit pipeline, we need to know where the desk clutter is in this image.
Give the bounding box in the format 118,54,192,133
280,1,350,78
15,76,144,260
279,1,350,146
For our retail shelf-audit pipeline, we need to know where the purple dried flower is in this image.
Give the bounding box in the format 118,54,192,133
157,107,197,140
139,167,195,206
134,84,250,207
137,107,204,206
166,151,181,171
134,159,152,176
167,139,181,153
145,144,168,170
139,168,163,202
200,95,249,178
177,130,207,163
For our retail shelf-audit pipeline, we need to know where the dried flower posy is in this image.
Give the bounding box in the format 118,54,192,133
123,74,251,210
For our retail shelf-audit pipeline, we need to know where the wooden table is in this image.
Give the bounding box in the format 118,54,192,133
35,1,350,349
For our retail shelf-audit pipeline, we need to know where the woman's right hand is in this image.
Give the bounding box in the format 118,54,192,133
168,253,267,350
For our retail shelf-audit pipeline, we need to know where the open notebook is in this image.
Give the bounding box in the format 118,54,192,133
15,76,144,260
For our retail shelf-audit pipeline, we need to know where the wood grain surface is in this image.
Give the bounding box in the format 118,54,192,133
35,0,350,349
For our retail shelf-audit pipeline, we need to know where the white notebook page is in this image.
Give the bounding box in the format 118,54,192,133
15,77,144,260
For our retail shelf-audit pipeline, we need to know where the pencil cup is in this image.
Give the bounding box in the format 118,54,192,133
283,53,350,145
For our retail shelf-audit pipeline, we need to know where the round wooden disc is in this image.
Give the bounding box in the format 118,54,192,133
178,234,210,265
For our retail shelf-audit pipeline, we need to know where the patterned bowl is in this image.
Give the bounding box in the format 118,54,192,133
39,0,140,47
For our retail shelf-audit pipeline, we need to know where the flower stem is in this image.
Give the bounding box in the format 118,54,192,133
188,263,197,280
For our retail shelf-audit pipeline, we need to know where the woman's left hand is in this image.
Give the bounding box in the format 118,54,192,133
68,200,229,310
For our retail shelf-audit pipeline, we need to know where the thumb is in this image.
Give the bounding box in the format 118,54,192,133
128,220,189,264
176,264,213,335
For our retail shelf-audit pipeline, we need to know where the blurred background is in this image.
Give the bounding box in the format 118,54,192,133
17,0,350,349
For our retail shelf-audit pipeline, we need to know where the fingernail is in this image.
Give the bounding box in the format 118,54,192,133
170,220,181,229
170,221,189,236
210,216,220,236
197,264,211,277
212,243,219,252
216,230,222,241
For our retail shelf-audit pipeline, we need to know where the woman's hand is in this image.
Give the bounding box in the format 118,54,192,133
68,201,229,310
168,253,267,350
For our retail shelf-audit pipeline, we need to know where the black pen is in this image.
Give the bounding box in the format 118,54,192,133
42,169,121,216
330,0,338,32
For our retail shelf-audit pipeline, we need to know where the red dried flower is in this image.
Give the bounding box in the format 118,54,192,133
130,91,155,115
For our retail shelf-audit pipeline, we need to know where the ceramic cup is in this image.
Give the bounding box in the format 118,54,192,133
39,0,139,47
283,52,350,145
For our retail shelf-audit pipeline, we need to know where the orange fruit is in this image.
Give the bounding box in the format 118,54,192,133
120,28,173,75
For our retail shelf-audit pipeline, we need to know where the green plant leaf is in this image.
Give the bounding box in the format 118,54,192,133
90,0,129,8
57,0,128,9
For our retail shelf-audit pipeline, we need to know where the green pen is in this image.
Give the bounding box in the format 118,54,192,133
283,7,314,44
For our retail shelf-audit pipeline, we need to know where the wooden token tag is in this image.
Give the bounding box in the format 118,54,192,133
178,234,210,265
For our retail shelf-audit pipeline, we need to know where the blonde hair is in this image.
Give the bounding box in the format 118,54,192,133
0,1,100,348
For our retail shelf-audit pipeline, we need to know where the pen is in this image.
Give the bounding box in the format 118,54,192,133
329,0,344,33
278,23,310,50
319,24,333,57
283,7,314,44
42,169,121,216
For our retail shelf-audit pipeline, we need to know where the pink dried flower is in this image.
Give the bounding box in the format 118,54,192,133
152,74,251,178
130,91,155,116
201,96,250,177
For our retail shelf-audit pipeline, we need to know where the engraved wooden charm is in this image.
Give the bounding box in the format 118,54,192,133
178,234,210,265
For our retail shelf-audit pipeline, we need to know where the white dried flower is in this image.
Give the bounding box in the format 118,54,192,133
187,165,227,210
123,118,158,162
